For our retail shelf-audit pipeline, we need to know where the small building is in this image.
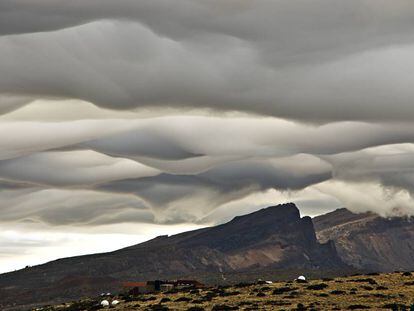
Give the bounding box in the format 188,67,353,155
122,281,155,295
173,279,204,289
160,283,174,291
122,279,204,295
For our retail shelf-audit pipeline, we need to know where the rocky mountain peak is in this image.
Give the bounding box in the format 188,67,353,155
0,203,346,309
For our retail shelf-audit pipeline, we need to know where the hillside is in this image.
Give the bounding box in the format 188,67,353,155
0,203,347,309
4,204,414,310
314,208,414,272
24,271,414,311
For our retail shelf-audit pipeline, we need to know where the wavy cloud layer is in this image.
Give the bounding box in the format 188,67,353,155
1,0,414,272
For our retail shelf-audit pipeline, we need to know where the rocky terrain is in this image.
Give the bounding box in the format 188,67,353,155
314,208,414,272
27,271,414,311
0,203,347,309
4,203,414,310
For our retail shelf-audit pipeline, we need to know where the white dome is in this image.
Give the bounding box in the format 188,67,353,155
297,275,306,281
101,300,110,307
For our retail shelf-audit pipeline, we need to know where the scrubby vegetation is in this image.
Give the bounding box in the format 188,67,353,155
33,272,414,310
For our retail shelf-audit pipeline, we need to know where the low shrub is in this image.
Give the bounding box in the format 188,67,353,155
272,287,297,295
347,304,370,310
306,283,328,290
211,304,239,310
175,296,192,302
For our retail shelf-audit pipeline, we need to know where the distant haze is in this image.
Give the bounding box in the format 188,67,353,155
1,1,414,273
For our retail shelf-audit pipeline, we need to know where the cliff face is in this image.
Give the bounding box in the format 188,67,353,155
133,203,343,271
0,203,345,309
314,208,414,272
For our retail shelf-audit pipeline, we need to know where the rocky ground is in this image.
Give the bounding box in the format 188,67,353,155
32,272,414,311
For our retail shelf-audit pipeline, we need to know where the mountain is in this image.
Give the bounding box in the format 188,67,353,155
0,203,346,309
313,208,414,272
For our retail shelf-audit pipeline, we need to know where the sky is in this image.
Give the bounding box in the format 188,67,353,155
1,0,414,273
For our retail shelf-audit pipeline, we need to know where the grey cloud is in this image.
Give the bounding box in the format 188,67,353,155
4,0,414,272
198,156,332,191
315,179,414,217
0,188,154,226
82,129,203,161
80,117,414,168
97,155,332,222
0,237,53,254
2,116,414,225
0,178,34,189
326,145,414,198
0,120,140,160
0,150,160,187
0,95,31,115
2,117,414,224
2,1,414,62
1,6,414,121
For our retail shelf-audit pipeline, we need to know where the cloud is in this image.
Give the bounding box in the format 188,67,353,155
0,95,31,115
0,222,205,273
0,119,140,160
316,179,414,217
0,188,154,226
0,150,160,187
1,6,414,121
324,144,414,198
1,114,414,227
0,99,144,121
2,116,414,224
2,0,414,272
81,117,414,162
96,155,332,222
2,1,414,59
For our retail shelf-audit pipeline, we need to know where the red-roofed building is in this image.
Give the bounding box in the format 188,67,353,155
122,281,155,295
122,279,204,295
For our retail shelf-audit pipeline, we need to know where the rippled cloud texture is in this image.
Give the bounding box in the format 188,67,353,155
1,0,414,272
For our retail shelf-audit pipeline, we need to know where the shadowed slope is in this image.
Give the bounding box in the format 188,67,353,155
0,203,345,309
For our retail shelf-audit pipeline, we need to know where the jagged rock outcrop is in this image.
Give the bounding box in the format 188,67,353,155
314,208,414,272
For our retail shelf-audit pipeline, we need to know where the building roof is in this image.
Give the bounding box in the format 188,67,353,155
122,281,147,288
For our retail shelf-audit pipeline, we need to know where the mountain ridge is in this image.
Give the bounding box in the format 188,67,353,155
6,204,414,310
313,207,414,272
0,203,347,309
